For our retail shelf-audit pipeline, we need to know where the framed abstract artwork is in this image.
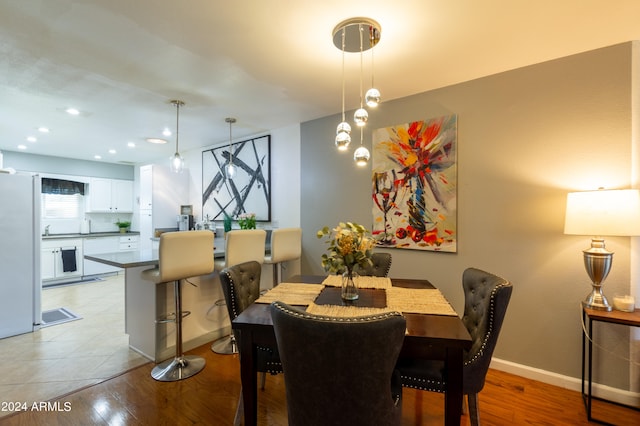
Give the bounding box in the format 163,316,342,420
371,115,457,252
202,134,271,221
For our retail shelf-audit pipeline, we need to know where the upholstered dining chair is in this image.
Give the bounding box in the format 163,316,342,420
219,261,281,425
212,229,266,354
396,267,513,426
270,301,406,426
263,227,302,286
140,230,214,381
356,252,392,277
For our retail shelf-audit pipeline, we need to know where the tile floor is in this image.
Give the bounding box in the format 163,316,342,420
0,274,148,419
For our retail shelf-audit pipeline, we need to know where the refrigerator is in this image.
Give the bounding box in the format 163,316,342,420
0,171,41,338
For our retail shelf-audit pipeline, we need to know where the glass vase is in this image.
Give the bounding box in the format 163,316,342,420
341,270,359,301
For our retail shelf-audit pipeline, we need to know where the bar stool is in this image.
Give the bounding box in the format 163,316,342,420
263,227,302,286
141,230,214,381
211,229,266,354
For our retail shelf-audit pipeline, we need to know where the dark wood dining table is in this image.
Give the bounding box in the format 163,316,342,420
232,275,472,426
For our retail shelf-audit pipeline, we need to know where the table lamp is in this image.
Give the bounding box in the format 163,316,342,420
564,189,640,311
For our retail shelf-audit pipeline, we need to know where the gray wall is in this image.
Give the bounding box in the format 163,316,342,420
2,151,134,180
301,42,636,390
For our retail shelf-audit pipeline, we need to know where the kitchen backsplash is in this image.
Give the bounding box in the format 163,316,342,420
42,212,133,235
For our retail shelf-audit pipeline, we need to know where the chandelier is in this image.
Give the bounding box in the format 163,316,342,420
332,17,381,167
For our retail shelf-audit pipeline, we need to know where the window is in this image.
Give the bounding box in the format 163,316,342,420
41,178,85,219
42,193,83,219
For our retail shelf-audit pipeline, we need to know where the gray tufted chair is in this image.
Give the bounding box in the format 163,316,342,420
219,261,282,425
219,261,282,376
270,301,406,426
396,267,512,426
355,252,392,277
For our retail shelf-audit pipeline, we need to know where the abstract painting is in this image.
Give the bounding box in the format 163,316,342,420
372,115,457,252
202,135,270,222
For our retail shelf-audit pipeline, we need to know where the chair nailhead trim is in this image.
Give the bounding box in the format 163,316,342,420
272,301,403,323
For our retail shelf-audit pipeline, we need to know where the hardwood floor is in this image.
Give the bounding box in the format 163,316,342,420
2,342,638,425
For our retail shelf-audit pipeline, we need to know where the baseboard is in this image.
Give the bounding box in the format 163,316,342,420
491,358,640,407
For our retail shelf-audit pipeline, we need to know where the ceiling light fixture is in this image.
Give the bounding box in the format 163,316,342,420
224,117,237,180
353,23,371,166
332,17,381,156
66,108,80,116
169,100,185,173
146,138,167,144
334,28,351,151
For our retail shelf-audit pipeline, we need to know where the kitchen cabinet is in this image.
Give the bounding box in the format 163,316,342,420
83,235,139,276
41,238,83,282
83,236,120,275
139,164,188,250
87,178,134,213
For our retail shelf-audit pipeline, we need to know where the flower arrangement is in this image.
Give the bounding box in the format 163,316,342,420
316,222,376,275
238,212,256,230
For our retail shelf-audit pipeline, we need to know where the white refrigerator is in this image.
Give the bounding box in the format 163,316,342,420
0,172,41,338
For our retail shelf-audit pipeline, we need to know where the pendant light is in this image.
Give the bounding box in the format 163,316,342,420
332,18,381,156
353,24,370,166
365,25,381,108
169,100,185,173
224,117,237,180
335,27,351,151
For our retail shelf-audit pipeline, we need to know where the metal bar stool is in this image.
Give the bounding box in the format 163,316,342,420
263,227,302,286
141,230,214,381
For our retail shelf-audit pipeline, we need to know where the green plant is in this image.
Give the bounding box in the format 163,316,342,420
115,220,131,229
238,213,256,230
316,222,375,274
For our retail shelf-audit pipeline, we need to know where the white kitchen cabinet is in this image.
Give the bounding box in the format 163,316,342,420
41,238,83,282
138,164,188,250
87,178,134,213
83,236,120,275
119,235,139,251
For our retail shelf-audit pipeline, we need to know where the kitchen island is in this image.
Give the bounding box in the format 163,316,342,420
85,242,227,362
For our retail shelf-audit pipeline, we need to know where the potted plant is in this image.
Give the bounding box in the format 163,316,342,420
115,220,131,233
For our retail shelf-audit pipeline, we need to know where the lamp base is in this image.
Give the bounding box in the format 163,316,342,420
582,289,612,311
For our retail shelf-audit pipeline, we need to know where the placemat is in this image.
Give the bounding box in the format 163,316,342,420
322,275,392,289
255,282,324,306
386,287,458,316
305,302,395,317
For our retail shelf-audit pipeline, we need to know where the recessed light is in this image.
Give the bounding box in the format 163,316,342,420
127,142,136,148
146,138,168,144
66,108,80,116
38,127,50,133
163,128,172,137
26,136,37,142
94,155,102,160
108,149,117,154
17,144,27,150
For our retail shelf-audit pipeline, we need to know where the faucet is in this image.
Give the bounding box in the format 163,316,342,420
44,225,50,236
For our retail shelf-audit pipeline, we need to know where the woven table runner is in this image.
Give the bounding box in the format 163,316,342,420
305,302,395,317
322,275,392,289
386,287,458,316
255,282,324,306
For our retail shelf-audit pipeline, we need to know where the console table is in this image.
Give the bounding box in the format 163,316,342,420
582,306,640,424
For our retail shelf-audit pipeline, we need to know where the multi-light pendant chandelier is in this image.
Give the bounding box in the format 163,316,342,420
332,17,381,167
169,100,185,173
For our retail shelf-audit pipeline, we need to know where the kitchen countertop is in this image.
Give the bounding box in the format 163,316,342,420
42,231,140,240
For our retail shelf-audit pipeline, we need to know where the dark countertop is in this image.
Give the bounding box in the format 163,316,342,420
42,231,141,240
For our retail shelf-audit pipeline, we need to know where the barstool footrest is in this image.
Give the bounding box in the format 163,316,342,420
155,310,191,324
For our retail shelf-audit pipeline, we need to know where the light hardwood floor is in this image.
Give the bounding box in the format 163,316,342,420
2,342,639,425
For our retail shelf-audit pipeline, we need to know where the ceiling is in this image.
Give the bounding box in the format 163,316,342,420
2,0,640,166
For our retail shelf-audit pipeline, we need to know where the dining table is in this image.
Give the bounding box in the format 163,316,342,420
232,275,472,426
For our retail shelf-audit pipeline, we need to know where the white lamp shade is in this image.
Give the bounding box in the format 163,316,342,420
564,189,640,236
